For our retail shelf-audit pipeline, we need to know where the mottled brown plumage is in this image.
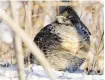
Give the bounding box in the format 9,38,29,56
32,6,91,72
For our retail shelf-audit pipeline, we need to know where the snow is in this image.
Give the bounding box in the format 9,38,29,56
0,1,9,10
0,64,104,80
0,20,13,44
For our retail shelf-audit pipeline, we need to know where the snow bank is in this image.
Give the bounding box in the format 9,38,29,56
0,64,104,80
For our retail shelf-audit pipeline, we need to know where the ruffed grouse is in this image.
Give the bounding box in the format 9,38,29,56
31,6,91,72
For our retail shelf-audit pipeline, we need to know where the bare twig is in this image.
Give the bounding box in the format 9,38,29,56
25,1,33,37
11,1,25,80
24,1,33,68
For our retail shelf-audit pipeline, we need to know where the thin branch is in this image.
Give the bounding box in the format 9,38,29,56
11,1,25,80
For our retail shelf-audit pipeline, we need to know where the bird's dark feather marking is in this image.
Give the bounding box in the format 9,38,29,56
34,23,62,55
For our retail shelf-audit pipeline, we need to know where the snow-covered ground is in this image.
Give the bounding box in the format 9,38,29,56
0,64,104,80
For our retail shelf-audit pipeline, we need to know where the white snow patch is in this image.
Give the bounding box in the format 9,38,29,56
0,21,13,44
0,64,104,80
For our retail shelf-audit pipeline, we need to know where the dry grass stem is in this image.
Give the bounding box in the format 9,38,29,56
11,1,25,80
